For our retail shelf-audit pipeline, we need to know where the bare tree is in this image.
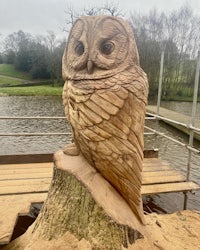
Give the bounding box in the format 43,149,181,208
130,4,200,99
63,3,125,34
103,2,125,16
83,2,125,17
63,4,79,33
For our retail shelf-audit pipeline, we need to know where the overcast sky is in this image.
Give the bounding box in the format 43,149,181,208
0,0,200,39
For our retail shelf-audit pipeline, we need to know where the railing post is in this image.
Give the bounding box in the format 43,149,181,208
156,50,165,115
154,50,165,150
184,51,200,210
188,51,200,150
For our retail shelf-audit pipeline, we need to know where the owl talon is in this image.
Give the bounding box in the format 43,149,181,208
63,143,80,156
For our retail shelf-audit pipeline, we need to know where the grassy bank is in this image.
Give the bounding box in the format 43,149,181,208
161,93,200,102
0,64,63,96
0,76,24,86
162,96,200,102
0,85,62,96
0,64,30,80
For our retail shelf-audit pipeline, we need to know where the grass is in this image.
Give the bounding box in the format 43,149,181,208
0,85,63,96
0,64,63,96
0,64,31,80
0,76,25,86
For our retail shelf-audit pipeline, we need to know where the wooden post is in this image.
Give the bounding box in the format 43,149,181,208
184,51,200,210
156,50,165,116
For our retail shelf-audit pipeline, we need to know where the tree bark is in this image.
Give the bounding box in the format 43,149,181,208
3,150,145,250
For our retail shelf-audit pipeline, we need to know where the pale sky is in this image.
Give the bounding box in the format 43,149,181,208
0,0,200,39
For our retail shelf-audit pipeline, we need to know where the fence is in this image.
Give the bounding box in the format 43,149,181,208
0,51,199,209
145,50,200,208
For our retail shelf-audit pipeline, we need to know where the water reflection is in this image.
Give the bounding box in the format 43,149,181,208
0,96,72,155
0,96,64,116
161,101,200,119
0,96,199,212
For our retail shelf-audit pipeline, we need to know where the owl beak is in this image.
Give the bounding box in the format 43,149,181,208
87,60,94,74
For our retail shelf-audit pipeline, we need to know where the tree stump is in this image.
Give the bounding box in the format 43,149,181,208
3,150,145,250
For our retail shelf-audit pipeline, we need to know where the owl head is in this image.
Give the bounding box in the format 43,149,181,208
62,15,139,80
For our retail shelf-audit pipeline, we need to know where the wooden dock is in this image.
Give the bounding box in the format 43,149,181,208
147,105,200,141
0,155,199,245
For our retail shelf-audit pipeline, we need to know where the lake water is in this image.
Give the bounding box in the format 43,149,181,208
0,96,72,155
0,96,199,213
161,101,200,118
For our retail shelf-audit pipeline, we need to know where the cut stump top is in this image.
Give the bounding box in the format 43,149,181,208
54,150,145,234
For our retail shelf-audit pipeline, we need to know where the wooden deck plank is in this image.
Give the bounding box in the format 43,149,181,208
0,193,47,244
0,168,53,175
143,160,169,166
143,165,172,172
143,158,168,164
0,153,53,165
0,179,51,195
142,170,182,177
0,178,51,186
141,181,200,195
0,162,53,170
143,163,170,168
0,172,53,181
142,175,186,185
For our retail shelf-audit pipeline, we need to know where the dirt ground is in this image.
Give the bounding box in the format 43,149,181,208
131,210,200,250
6,210,199,250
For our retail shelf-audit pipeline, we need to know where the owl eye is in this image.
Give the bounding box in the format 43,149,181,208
100,41,114,55
75,41,84,56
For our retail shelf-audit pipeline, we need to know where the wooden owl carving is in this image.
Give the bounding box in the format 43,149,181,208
62,16,148,225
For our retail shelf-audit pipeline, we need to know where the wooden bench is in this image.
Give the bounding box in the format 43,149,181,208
0,159,199,245
142,158,200,194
